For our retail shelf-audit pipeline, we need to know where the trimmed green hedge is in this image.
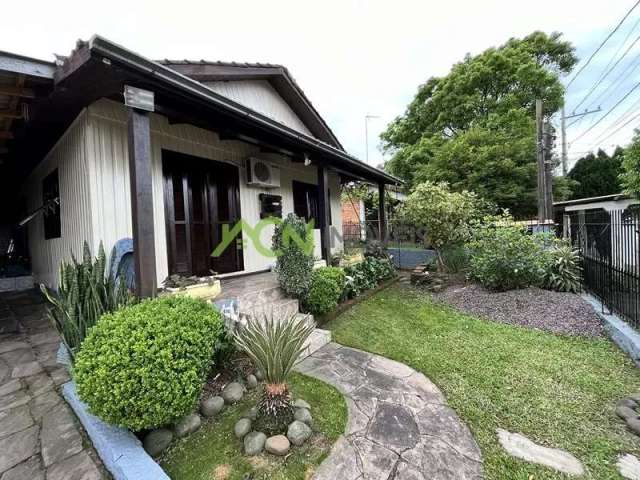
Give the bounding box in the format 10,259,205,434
304,267,346,316
74,295,223,431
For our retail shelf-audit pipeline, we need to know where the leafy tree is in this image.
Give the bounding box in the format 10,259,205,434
382,31,577,216
567,148,623,199
401,182,484,269
621,130,640,199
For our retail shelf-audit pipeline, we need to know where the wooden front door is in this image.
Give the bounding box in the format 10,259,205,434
162,150,244,276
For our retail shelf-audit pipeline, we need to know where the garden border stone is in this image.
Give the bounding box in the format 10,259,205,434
583,294,640,366
62,381,169,480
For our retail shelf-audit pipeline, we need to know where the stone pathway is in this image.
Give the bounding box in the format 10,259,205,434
295,342,483,480
0,290,105,480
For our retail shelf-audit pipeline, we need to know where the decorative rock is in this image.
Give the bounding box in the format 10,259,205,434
497,429,584,476
619,398,639,410
244,431,267,456
294,407,313,425
222,382,244,404
243,407,258,421
287,420,312,446
201,396,225,417
265,435,290,456
246,374,258,390
143,429,173,456
627,417,640,435
254,370,265,381
617,405,638,421
234,418,252,439
174,413,201,438
629,393,640,403
293,399,311,410
618,453,640,480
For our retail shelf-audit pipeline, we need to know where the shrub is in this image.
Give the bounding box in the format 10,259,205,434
364,240,389,259
41,241,135,360
74,295,223,431
542,241,581,293
467,216,547,291
273,214,314,298
234,313,314,435
304,267,346,315
343,257,396,299
440,246,469,273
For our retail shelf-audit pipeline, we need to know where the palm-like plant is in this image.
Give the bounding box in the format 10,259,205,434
234,312,315,434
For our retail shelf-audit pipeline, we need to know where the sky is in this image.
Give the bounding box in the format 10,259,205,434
2,0,639,171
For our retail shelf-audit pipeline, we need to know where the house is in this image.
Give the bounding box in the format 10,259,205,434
0,36,399,297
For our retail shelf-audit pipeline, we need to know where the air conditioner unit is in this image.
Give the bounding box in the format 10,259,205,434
246,158,280,188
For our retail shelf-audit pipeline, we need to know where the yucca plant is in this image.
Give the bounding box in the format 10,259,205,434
41,241,135,361
543,242,582,293
234,313,315,434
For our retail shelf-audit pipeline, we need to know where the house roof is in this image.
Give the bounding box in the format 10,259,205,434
157,59,343,150
554,193,633,208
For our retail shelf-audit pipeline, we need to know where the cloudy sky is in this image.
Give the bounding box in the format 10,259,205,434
2,0,639,171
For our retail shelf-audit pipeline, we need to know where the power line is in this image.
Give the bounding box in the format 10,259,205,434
566,0,640,88
590,93,640,142
587,48,640,108
588,109,640,146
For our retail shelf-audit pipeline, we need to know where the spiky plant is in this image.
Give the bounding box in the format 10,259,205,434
234,313,315,434
40,241,135,360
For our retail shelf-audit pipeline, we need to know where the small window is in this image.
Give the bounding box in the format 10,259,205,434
292,181,331,227
43,169,61,239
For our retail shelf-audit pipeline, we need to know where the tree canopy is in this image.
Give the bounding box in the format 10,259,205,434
621,130,640,199
567,148,623,200
382,31,577,217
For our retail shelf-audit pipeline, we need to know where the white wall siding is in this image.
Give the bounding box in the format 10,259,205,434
85,99,343,285
205,80,313,136
25,111,93,289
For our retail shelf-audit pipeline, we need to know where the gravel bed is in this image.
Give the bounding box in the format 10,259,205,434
433,282,604,337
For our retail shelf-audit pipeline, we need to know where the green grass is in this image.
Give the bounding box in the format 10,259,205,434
160,372,347,480
326,285,640,479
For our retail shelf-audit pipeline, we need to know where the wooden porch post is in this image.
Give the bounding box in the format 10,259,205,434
378,182,387,245
317,165,331,264
127,108,157,297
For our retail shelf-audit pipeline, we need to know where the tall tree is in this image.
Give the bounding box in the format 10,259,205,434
382,31,577,217
621,130,640,199
567,148,623,199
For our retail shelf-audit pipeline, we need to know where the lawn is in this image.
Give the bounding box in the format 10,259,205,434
160,372,347,480
326,284,640,479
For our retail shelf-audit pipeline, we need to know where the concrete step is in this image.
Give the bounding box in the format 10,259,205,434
239,298,300,322
299,328,331,360
233,285,288,308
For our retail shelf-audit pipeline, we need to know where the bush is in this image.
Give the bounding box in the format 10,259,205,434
304,267,346,315
74,295,223,431
343,257,396,299
273,214,314,298
542,241,581,293
440,246,469,273
41,241,135,361
467,216,547,291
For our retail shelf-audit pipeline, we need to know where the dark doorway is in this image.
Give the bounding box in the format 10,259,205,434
162,150,244,276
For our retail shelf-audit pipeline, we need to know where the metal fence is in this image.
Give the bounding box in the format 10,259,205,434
341,220,436,270
566,208,640,328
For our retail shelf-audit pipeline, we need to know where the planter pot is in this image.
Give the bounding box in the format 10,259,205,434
164,279,221,300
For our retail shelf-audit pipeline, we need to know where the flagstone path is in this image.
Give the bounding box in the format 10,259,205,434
0,290,105,480
296,342,484,480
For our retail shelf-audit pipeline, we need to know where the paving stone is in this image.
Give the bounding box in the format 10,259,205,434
0,361,8,384
497,428,584,476
0,349,36,368
29,390,61,421
41,403,83,466
368,402,419,452
352,436,399,479
312,436,361,480
618,453,640,480
28,332,60,347
0,342,29,355
11,361,43,378
24,373,54,396
0,456,44,480
0,379,22,398
0,425,39,473
48,368,71,387
0,390,30,413
45,451,102,480
0,405,33,440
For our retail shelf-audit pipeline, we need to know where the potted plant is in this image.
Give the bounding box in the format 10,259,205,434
161,273,221,300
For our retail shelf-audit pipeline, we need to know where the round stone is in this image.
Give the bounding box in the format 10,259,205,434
174,413,201,438
243,407,258,421
222,382,244,404
293,399,311,410
616,405,638,421
287,420,312,446
628,417,640,435
254,370,265,381
234,418,252,439
265,435,290,456
143,428,173,456
244,431,267,456
246,374,258,390
200,396,225,417
294,407,313,425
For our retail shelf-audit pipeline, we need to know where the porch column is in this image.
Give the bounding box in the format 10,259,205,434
317,164,331,264
378,182,387,245
127,108,157,297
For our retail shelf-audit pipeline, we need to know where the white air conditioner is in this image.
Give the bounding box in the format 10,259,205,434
246,158,280,188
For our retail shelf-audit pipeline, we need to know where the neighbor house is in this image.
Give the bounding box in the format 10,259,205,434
0,36,399,296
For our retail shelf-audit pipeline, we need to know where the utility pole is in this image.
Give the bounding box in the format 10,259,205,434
536,99,546,222
543,122,555,221
560,105,601,175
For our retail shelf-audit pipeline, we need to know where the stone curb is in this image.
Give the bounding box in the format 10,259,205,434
62,381,169,480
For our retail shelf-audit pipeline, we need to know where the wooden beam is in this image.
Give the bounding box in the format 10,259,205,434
0,132,14,139
0,85,35,98
0,110,22,120
378,183,387,245
128,108,157,298
317,165,331,264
